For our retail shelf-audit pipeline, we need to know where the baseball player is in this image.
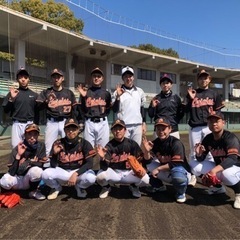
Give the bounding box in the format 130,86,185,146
184,69,225,186
142,117,191,203
112,66,146,146
2,67,39,148
36,68,80,156
148,73,184,139
41,118,96,200
0,123,47,200
77,67,111,148
190,112,240,209
96,119,150,199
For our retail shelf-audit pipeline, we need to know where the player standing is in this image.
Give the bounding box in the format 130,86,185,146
77,67,111,148
112,66,146,146
185,69,225,186
2,67,39,148
36,68,80,156
148,73,184,139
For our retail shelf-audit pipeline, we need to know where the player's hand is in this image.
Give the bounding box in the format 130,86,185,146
9,86,19,99
115,84,124,98
194,143,206,157
77,84,88,97
17,142,27,156
68,172,78,186
97,145,107,159
142,136,153,152
152,168,160,178
30,156,38,162
187,87,196,99
53,140,64,154
151,98,160,107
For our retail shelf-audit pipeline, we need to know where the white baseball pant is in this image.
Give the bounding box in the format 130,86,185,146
0,166,43,190
11,120,33,148
96,168,149,187
42,167,96,189
45,119,66,156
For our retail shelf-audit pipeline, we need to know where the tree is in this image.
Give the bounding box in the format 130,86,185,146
130,43,179,58
5,0,84,33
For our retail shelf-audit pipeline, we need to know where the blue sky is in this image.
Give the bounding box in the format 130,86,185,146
62,0,240,69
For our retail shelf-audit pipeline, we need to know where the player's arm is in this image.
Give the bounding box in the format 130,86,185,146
220,135,240,169
76,140,95,176
195,138,209,162
111,91,120,113
2,93,14,113
148,95,159,118
36,90,48,110
7,147,24,176
214,93,225,111
168,141,186,168
105,91,112,115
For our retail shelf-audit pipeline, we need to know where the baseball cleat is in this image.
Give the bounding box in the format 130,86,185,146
99,187,111,199
204,185,226,195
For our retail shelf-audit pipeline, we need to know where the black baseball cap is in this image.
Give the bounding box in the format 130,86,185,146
111,119,126,130
154,117,171,127
64,118,79,129
16,67,29,78
160,74,173,84
207,111,224,120
197,69,210,79
91,67,104,76
51,68,64,76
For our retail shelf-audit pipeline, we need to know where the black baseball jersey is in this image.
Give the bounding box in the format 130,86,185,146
148,91,184,132
80,86,111,118
196,130,240,169
36,87,79,119
185,88,224,127
8,140,46,176
50,137,95,176
101,138,143,170
151,136,190,171
2,87,39,123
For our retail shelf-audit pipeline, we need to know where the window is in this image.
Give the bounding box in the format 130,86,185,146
111,64,126,75
137,68,156,81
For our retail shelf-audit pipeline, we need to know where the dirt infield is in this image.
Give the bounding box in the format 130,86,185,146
0,133,240,239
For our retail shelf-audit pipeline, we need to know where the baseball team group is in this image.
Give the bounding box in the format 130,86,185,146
0,65,240,209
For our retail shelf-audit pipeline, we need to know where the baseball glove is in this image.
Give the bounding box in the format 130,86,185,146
202,173,221,187
127,155,146,178
0,192,21,208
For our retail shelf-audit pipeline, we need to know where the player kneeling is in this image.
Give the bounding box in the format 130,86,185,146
0,124,47,200
42,118,96,200
96,119,149,199
142,117,192,203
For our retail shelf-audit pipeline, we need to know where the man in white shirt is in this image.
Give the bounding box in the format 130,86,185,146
112,66,146,146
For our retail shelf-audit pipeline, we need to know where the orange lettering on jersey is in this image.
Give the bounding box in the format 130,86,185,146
48,98,72,109
59,151,84,164
86,97,106,107
111,152,129,163
192,97,214,108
